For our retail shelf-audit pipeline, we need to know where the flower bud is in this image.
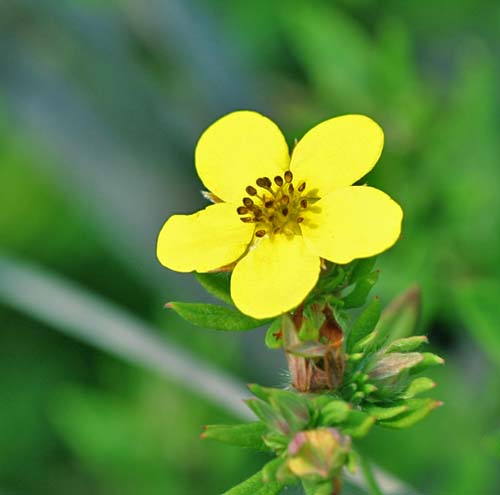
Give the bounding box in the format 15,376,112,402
286,428,351,480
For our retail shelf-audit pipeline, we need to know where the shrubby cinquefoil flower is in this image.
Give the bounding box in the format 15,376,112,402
157,111,402,318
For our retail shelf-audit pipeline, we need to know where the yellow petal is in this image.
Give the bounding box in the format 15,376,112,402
231,235,320,319
301,186,403,264
157,203,254,272
290,115,384,196
195,111,290,204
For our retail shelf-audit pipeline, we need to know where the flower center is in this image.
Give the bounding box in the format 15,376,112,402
237,171,313,238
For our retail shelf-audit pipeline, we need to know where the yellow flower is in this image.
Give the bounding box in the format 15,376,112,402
157,111,402,319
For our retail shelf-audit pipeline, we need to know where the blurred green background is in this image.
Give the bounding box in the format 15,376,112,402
1,0,500,494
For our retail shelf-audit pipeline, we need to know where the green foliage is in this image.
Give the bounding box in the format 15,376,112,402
167,302,268,331
194,272,233,305
222,460,285,495
342,270,380,309
265,318,283,349
202,423,270,451
346,297,381,352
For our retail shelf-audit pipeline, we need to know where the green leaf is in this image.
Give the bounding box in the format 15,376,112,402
385,335,428,353
265,318,283,349
346,297,381,352
167,302,267,331
222,461,285,495
401,376,436,399
319,266,345,293
319,400,351,425
364,404,409,420
377,398,442,429
341,410,375,438
348,258,377,285
353,330,380,353
194,272,232,305
342,270,379,309
408,352,445,375
262,457,286,483
202,422,269,451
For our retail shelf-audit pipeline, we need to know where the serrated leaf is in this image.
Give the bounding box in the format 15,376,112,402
408,352,444,375
341,410,375,438
223,460,285,495
364,404,409,420
385,335,428,353
342,270,379,309
167,302,267,331
347,297,381,352
194,272,233,305
319,400,351,425
377,398,442,429
401,376,436,398
265,318,283,349
202,422,269,451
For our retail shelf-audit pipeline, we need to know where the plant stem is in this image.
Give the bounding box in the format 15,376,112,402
359,454,385,495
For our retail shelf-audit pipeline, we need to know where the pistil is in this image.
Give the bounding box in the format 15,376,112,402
236,171,314,238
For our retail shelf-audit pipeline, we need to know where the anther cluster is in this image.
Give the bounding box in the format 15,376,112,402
237,171,310,237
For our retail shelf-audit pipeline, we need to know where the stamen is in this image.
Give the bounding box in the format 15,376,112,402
280,195,290,205
256,177,272,188
243,197,254,207
237,206,248,215
282,207,289,216
284,171,293,183
254,208,263,218
274,175,284,187
288,184,294,194
255,230,266,238
296,217,304,223
246,186,257,196
298,181,306,192
240,217,252,223
265,200,274,208
273,227,281,234
300,199,308,209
